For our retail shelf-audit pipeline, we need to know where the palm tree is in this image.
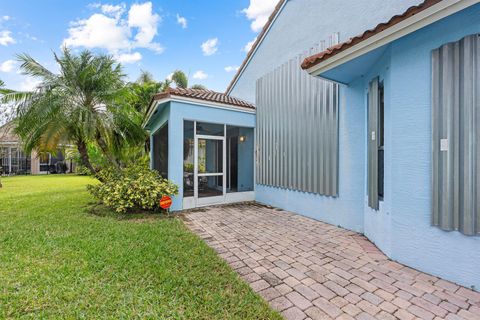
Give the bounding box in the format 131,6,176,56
2,48,146,175
170,70,206,91
0,79,13,95
171,70,188,89
126,71,168,115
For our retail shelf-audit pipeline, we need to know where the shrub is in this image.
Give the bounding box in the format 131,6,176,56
88,164,178,213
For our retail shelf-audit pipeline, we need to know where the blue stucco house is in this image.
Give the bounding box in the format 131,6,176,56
145,0,480,291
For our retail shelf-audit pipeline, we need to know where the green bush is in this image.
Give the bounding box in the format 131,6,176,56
88,164,178,213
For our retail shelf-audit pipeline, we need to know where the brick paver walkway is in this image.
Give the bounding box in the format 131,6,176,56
182,203,480,320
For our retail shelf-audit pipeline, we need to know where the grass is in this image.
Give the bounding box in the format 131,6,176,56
0,175,281,319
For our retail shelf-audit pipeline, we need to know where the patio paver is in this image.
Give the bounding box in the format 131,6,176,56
182,203,480,320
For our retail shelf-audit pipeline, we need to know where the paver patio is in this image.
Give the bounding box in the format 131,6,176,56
182,203,480,320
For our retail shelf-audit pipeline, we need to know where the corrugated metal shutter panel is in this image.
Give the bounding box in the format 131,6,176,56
255,41,339,196
432,34,480,236
368,77,380,210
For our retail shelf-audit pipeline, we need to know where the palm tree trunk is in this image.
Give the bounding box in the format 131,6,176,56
77,139,95,175
95,132,120,169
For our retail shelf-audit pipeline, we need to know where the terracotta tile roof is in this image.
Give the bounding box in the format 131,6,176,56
301,0,443,70
225,0,286,94
153,87,255,110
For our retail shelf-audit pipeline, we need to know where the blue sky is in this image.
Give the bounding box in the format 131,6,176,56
0,0,278,92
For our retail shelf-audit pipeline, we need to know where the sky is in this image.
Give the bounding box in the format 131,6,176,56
0,0,279,92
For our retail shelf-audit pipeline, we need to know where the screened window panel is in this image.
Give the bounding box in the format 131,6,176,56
152,124,168,178
432,34,480,236
255,41,339,196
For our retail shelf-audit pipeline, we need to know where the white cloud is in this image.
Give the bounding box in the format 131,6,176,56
0,60,16,72
63,2,163,54
192,70,208,80
115,52,142,64
0,30,15,46
166,72,173,81
242,0,278,32
176,14,187,29
101,4,126,19
63,13,130,51
2,16,10,21
201,38,218,56
243,37,257,53
128,2,162,52
19,77,41,91
224,66,239,73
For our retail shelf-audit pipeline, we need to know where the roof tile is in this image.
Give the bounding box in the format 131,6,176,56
153,87,255,110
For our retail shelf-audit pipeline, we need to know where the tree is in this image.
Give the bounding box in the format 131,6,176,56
190,84,207,90
126,70,168,115
171,70,188,89
1,48,146,175
170,70,206,91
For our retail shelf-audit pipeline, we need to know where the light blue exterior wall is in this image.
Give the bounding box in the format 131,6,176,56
232,0,424,234
229,0,423,102
255,81,366,232
321,5,480,289
381,5,480,291
258,4,480,289
147,100,255,211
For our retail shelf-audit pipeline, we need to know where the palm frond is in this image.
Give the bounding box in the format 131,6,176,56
16,53,56,82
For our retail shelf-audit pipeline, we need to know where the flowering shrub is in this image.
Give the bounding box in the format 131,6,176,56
88,164,178,213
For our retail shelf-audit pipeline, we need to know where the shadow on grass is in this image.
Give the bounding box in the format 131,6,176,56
86,203,174,222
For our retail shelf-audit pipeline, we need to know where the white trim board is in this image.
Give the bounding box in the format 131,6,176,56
306,0,479,77
182,192,255,210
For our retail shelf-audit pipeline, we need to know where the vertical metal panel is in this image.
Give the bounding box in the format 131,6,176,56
368,77,379,210
255,38,339,197
432,34,480,236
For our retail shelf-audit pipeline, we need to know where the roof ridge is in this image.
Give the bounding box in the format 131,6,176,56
225,0,287,95
152,87,255,110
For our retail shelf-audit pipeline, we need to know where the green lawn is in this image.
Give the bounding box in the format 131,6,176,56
0,175,280,319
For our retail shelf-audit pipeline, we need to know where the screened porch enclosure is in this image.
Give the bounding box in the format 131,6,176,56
183,120,254,208
0,146,31,175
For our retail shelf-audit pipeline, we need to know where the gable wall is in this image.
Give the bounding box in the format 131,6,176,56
229,0,423,102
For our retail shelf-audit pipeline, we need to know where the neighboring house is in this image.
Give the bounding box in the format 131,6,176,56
146,0,480,290
0,122,75,175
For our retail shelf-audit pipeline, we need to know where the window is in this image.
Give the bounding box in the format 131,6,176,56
0,147,9,174
367,77,383,210
196,122,224,136
39,153,50,172
378,82,385,200
431,34,480,236
183,121,194,197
